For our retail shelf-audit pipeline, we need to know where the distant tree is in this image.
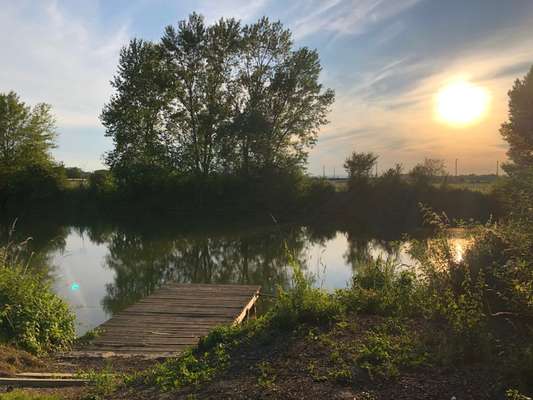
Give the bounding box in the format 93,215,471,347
500,65,533,172
102,14,334,181
409,158,445,185
344,152,378,180
0,91,56,170
65,167,89,179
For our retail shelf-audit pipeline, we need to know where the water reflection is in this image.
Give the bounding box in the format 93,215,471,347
3,221,452,335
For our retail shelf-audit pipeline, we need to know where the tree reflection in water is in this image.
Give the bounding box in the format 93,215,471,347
2,218,413,319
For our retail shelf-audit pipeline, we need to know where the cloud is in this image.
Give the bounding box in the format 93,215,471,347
0,0,129,129
310,21,533,175
195,0,270,22
290,0,423,40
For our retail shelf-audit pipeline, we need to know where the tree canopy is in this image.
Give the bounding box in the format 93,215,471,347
344,152,378,180
0,91,57,170
500,65,533,172
408,158,445,185
101,14,334,182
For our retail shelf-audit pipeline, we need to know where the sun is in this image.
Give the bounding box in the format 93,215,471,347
436,80,489,126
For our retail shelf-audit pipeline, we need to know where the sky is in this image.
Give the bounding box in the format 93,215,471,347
1,0,533,175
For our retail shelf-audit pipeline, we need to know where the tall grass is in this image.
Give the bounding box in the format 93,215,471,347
0,227,75,355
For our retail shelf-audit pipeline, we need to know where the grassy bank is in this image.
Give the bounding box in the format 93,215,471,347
101,208,531,400
0,236,76,356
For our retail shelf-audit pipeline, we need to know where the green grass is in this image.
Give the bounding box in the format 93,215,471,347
0,390,62,400
436,181,495,193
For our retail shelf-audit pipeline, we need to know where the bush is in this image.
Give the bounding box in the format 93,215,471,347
270,259,343,329
337,257,420,317
0,390,61,400
0,164,66,212
88,170,117,196
0,265,75,354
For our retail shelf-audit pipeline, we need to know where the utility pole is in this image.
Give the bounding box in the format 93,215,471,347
496,160,499,177
323,165,325,178
455,158,458,178
333,167,336,178
375,162,378,178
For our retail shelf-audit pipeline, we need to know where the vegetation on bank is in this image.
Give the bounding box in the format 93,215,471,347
0,236,75,355
118,201,531,398
117,66,533,398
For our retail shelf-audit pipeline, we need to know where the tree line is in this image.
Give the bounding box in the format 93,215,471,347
1,13,532,224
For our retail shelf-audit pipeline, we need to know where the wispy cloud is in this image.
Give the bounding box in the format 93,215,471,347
0,0,128,128
290,0,423,40
1,0,532,173
196,0,270,22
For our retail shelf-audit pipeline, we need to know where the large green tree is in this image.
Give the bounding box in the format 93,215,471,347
500,65,533,171
0,91,56,170
101,39,175,176
160,13,242,177
234,18,334,175
101,14,334,180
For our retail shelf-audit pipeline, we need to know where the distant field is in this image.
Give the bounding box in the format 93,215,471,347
322,178,498,193
65,178,87,189
438,181,496,193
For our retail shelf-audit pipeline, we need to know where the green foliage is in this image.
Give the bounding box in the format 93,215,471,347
0,91,57,170
500,65,533,170
102,13,334,180
146,346,230,390
80,368,122,400
0,254,75,354
408,158,445,186
88,170,117,196
270,257,343,329
343,151,378,184
64,167,89,179
506,389,533,400
337,257,420,317
76,328,103,346
308,319,428,383
0,164,66,210
356,323,427,379
256,361,277,389
0,390,61,400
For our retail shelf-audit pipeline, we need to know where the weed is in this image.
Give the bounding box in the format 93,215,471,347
506,389,532,400
80,367,122,400
0,390,61,400
0,265,75,354
256,361,276,389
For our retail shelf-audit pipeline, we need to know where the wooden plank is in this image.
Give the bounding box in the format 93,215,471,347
16,373,77,379
0,377,88,388
234,291,260,325
74,284,260,358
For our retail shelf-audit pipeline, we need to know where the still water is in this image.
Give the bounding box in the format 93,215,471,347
18,222,465,335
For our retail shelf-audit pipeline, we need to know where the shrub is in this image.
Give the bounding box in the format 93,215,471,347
357,326,425,379
0,265,75,354
0,163,66,211
269,259,343,329
0,390,61,400
88,170,117,196
337,257,420,317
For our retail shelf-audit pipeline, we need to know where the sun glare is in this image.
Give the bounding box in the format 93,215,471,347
436,80,489,126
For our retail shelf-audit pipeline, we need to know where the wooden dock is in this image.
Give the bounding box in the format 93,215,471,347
77,284,260,357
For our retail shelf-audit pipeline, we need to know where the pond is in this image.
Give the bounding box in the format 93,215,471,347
10,221,467,335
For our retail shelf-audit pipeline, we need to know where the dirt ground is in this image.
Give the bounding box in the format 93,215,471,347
1,315,521,399
114,316,506,400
